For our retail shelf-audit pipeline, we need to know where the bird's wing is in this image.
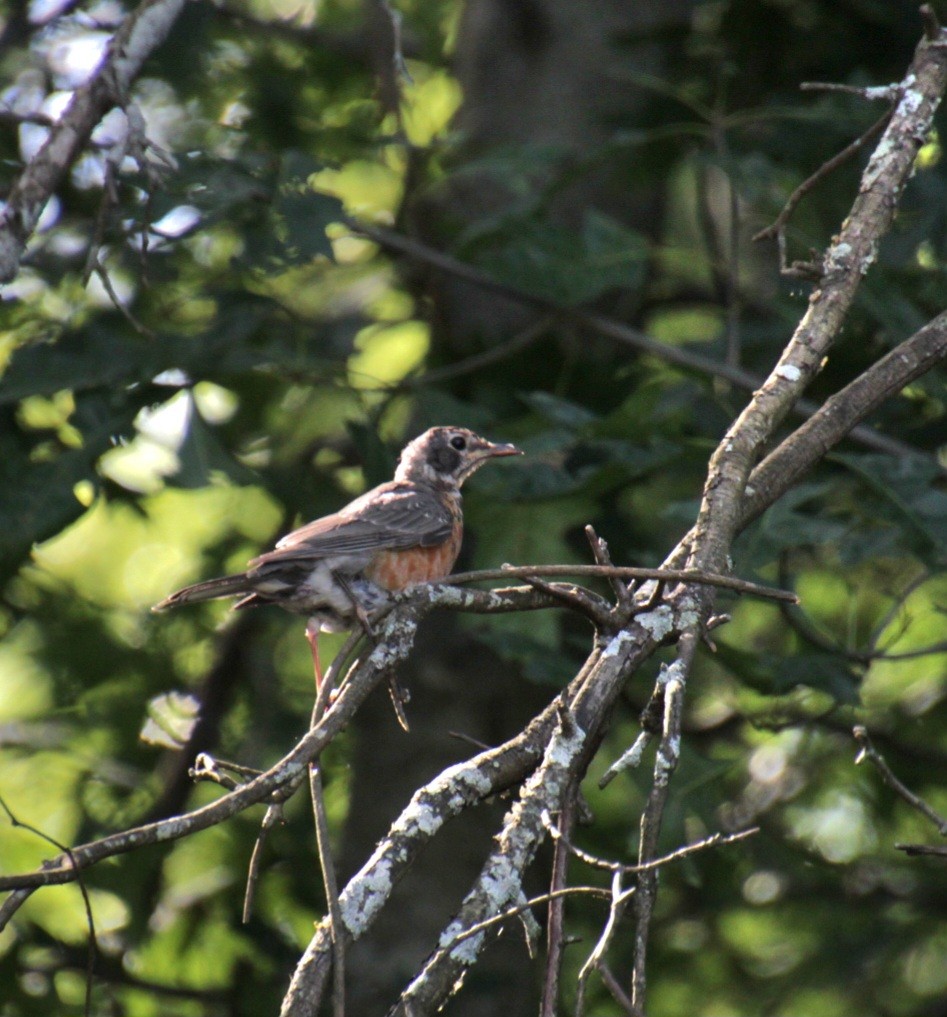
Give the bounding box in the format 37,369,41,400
249,483,454,569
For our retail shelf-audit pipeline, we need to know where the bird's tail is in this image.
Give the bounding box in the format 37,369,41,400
152,573,250,613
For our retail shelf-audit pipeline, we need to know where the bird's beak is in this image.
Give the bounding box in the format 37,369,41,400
482,440,523,459
460,438,523,481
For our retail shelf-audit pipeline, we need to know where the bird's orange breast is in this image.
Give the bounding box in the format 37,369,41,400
364,527,463,591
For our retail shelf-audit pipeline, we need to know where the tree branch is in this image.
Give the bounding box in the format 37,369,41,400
387,704,586,1016
740,310,947,529
0,0,187,282
631,26,947,1012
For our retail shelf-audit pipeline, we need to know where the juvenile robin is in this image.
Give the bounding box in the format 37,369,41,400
153,426,521,681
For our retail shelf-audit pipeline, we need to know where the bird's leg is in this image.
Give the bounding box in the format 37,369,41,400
305,617,323,690
332,571,376,637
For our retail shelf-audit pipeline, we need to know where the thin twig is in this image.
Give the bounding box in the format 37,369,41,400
585,525,632,612
540,785,577,1017
854,726,947,836
543,809,758,874
598,731,652,789
920,3,942,40
631,642,694,1012
519,574,613,629
442,886,613,950
896,842,947,857
377,0,412,82
307,642,347,1017
599,963,636,1015
575,870,627,1017
392,315,551,391
752,107,893,256
445,564,798,603
800,82,900,101
0,793,98,1017
310,763,346,1017
242,803,284,924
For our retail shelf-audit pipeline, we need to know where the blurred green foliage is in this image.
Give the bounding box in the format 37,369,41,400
1,0,947,1014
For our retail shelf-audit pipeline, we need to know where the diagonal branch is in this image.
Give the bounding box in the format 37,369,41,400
0,0,187,282
387,704,587,1017
629,23,947,1014
0,604,427,909
280,696,566,1016
740,309,947,529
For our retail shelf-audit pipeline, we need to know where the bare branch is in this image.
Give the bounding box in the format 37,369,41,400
444,564,798,604
631,648,692,1010
0,0,188,282
387,705,587,1016
740,310,947,530
310,763,346,1017
752,107,893,268
800,81,900,101
0,605,427,906
854,726,947,837
280,696,564,1016
629,32,947,1013
540,777,579,1017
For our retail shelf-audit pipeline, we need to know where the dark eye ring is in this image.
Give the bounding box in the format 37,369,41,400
450,435,467,451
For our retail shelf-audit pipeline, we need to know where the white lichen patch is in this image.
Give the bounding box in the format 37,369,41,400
394,797,443,837
660,660,686,687
896,87,923,118
859,240,878,276
635,604,674,641
677,605,700,631
609,731,650,772
339,857,393,936
862,134,897,190
775,364,801,382
457,766,493,797
547,724,585,768
439,920,484,963
600,628,634,659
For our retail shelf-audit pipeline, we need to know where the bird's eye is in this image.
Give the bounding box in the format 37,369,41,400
450,435,467,451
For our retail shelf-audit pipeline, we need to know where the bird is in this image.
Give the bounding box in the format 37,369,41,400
153,426,522,683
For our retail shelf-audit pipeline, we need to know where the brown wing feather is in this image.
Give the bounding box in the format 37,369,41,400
249,482,454,569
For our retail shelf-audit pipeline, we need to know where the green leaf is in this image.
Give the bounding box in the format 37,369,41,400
774,652,860,704
470,210,649,306
171,410,258,489
521,392,600,430
0,393,146,580
273,151,343,264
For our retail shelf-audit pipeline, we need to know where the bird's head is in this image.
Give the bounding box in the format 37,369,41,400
394,427,522,487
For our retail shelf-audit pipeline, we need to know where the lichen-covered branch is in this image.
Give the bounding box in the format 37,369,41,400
690,27,947,584
740,309,947,527
0,605,425,909
0,586,586,929
387,706,587,1016
280,698,563,1017
627,23,947,1013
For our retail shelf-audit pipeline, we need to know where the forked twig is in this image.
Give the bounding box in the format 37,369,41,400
854,726,947,837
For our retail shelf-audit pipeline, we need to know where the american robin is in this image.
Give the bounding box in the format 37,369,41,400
153,426,521,681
